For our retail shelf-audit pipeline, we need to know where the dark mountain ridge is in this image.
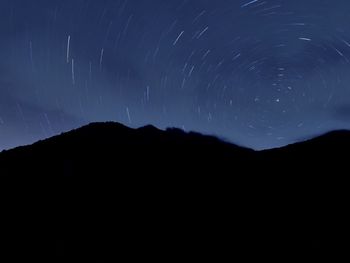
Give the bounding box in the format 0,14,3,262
0,122,348,262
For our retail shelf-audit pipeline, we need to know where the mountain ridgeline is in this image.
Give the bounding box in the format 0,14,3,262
0,122,348,261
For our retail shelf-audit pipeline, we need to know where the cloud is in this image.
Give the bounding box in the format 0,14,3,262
332,105,350,121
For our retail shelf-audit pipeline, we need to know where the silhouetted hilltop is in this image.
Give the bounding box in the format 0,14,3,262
269,129,350,152
0,122,348,262
260,130,350,174
0,121,254,177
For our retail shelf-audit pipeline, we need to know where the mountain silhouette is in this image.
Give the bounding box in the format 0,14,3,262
0,122,348,262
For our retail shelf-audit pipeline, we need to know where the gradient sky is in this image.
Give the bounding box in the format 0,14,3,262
1,0,350,150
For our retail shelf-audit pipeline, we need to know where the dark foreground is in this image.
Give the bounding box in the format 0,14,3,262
0,122,348,261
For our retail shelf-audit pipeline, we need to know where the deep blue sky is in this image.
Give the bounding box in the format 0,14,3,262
1,0,350,150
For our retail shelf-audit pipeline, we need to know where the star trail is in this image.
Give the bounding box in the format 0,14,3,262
1,0,350,150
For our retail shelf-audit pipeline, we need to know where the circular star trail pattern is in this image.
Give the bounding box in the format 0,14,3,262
1,0,350,149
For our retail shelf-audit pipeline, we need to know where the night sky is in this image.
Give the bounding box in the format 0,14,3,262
1,0,350,150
